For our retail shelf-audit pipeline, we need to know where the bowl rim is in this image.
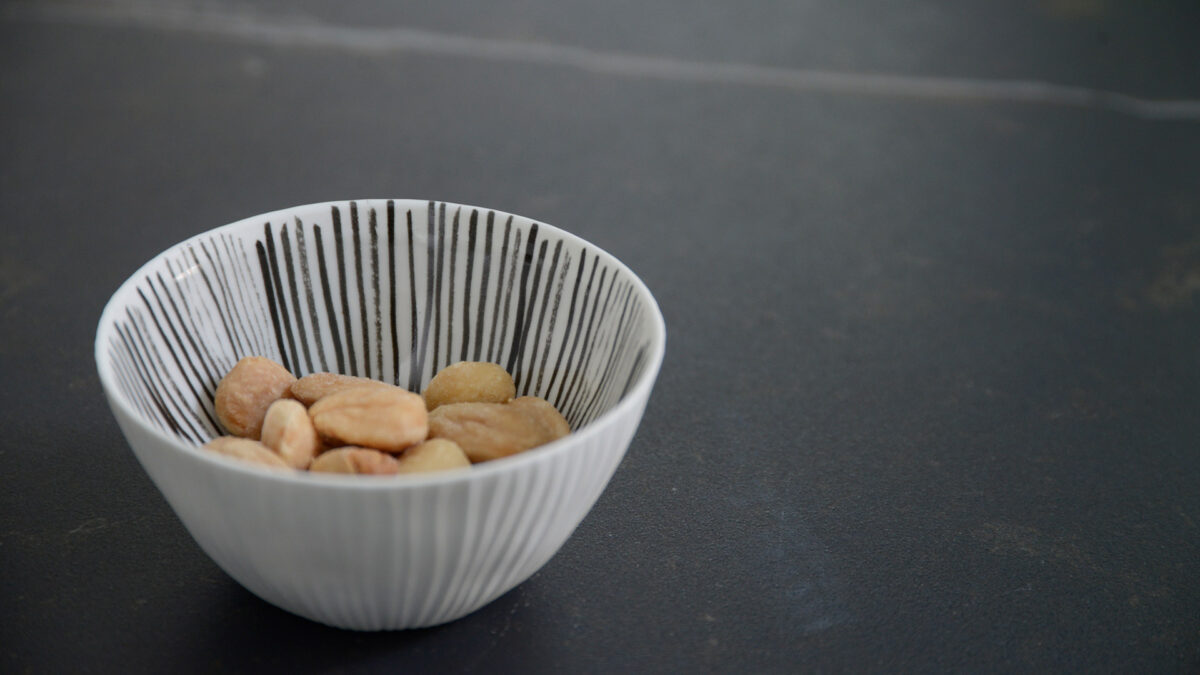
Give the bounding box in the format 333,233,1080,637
94,198,666,489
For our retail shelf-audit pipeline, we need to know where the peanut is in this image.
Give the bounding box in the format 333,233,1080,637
309,447,401,475
427,396,570,463
203,436,291,470
308,386,428,453
290,372,398,406
260,399,321,469
396,438,471,474
214,356,297,439
423,361,516,411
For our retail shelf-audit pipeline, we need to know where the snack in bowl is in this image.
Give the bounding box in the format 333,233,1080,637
95,199,665,630
205,357,569,474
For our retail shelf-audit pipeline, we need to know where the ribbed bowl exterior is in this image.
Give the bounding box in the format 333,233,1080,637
95,200,664,630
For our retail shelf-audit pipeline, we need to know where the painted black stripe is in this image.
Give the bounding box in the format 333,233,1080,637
388,201,400,386
446,207,460,368
577,282,636,424
431,203,447,376
332,206,359,376
600,298,645,410
116,320,188,439
532,246,570,397
224,235,270,354
494,222,522,368
194,239,246,358
313,225,347,373
521,239,559,394
621,345,649,399
156,258,221,382
203,239,255,359
550,251,596,410
370,207,383,380
185,244,242,360
561,267,614,424
487,216,513,363
139,279,221,430
124,309,207,441
132,304,215,438
255,240,289,370
351,203,370,378
460,209,477,363
517,238,551,386
294,219,329,373
147,269,219,396
264,223,302,369
592,305,646,418
110,339,157,422
543,247,586,400
511,238,548,388
406,209,421,391
505,223,539,376
472,211,494,362
414,203,436,388
280,222,314,375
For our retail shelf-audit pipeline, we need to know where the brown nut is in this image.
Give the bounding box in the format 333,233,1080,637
308,386,428,453
427,396,570,463
309,447,400,475
290,372,398,406
203,436,291,470
260,399,321,469
508,396,571,439
423,361,516,411
396,438,471,475
214,356,297,439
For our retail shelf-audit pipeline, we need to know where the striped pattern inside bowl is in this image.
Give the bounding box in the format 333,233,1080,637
101,200,658,445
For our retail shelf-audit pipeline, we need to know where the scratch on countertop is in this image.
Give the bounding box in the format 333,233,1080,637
5,0,1200,120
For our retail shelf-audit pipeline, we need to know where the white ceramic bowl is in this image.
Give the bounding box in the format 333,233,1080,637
95,199,665,630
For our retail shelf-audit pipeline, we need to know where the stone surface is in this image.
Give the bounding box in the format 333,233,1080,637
2,1,1198,672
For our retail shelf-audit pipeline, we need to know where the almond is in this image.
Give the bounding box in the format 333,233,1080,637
213,356,297,439
396,438,471,474
427,396,569,463
308,386,428,453
203,436,291,470
260,398,321,469
289,372,398,406
423,361,516,411
309,447,400,475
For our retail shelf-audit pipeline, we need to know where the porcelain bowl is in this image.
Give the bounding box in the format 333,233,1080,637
94,199,665,630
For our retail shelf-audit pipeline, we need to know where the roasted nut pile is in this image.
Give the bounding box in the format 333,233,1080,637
204,357,570,475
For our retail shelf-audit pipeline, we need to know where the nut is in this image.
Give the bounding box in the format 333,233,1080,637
203,436,291,470
214,356,297,439
427,396,570,463
308,386,428,453
260,399,321,469
290,372,398,406
309,447,400,475
396,438,471,474
423,361,516,411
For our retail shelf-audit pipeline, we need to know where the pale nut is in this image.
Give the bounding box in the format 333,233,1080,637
508,396,572,439
308,386,428,453
203,436,291,470
427,396,570,463
423,361,516,411
309,447,400,475
214,356,297,439
260,399,321,469
290,372,398,406
396,438,471,475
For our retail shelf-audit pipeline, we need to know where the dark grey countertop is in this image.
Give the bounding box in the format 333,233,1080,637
3,1,1199,671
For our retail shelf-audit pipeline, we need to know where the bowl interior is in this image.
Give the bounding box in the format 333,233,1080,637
97,200,664,451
